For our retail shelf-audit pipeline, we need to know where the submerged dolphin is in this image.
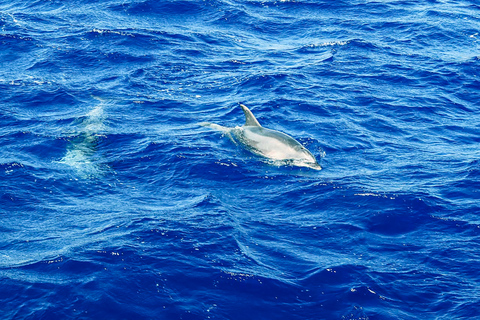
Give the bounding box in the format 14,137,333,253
57,97,109,178
203,104,322,170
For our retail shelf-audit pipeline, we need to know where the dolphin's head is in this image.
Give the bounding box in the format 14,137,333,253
293,157,322,170
294,147,322,170
307,162,322,170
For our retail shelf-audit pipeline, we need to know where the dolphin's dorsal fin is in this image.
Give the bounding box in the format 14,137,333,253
240,104,261,127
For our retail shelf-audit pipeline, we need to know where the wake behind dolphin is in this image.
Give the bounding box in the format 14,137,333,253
202,104,322,170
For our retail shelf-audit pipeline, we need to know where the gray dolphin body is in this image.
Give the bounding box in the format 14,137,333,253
203,104,322,170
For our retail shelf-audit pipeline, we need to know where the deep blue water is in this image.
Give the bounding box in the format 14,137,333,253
1,0,480,319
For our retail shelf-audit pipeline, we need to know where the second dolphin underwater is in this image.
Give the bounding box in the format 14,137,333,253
202,104,322,170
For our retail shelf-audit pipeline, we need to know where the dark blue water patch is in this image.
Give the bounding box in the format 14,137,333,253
30,47,154,73
107,134,153,166
84,29,161,51
193,31,239,49
23,136,67,161
431,124,480,146
173,48,207,60
2,0,62,12
297,265,377,316
466,159,480,179
212,6,251,27
238,73,288,92
365,208,429,236
81,29,199,63
2,130,61,154
245,0,353,13
0,33,38,60
128,0,207,16
1,270,154,319
6,85,81,110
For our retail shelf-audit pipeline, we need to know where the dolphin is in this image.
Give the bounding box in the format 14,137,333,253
57,97,109,178
202,104,322,170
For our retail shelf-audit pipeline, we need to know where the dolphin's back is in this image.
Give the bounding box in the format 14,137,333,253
236,126,316,162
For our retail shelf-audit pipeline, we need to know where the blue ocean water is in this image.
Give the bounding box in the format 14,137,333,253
1,0,480,319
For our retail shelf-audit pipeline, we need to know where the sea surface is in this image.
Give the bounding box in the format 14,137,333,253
1,0,480,319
